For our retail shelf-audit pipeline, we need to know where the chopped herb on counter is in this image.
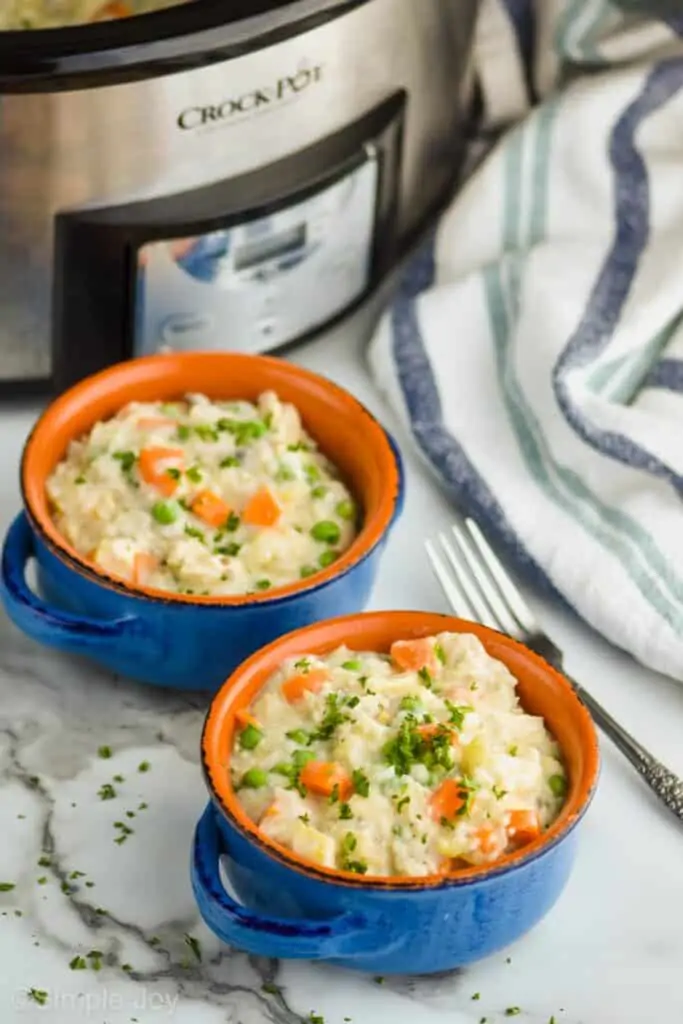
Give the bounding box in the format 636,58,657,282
0,883,15,892
69,956,86,970
138,761,150,773
27,988,48,1005
98,745,112,759
113,774,125,783
505,1009,521,1017
184,934,202,961
261,981,280,995
37,877,47,886
472,992,481,1001
98,783,116,801
374,976,385,985
309,1014,324,1024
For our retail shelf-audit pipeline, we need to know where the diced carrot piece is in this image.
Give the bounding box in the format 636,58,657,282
191,490,232,528
281,668,330,703
506,810,540,846
243,487,281,527
132,552,158,587
91,0,132,18
390,638,438,674
139,447,184,496
299,761,353,801
137,416,176,431
474,824,500,856
235,709,260,731
261,804,279,821
430,778,466,821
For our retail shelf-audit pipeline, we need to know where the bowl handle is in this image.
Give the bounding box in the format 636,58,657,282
192,804,381,961
386,431,406,531
1,512,143,655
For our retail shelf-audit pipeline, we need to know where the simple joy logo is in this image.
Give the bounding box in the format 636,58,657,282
11,986,179,1016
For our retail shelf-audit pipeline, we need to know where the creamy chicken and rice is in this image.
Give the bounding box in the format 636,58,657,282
46,391,358,597
232,631,568,878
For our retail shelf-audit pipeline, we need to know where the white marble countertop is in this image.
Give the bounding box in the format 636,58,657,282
0,329,682,1024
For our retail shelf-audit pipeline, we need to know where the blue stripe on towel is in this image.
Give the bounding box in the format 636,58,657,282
552,58,683,494
390,245,565,605
644,358,683,393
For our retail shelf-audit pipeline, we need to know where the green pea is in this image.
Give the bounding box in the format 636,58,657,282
286,729,310,746
300,565,317,579
255,579,272,591
311,486,328,499
318,550,338,568
239,725,263,751
151,500,180,525
310,521,341,545
549,774,567,798
336,500,356,521
292,749,316,769
342,660,362,671
272,763,296,779
241,768,268,789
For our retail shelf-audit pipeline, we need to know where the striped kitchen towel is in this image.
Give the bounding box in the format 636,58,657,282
368,1,683,681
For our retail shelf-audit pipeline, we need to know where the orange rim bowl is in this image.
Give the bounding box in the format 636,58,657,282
202,609,600,889
21,351,402,606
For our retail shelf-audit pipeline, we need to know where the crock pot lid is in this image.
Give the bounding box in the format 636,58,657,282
0,0,365,91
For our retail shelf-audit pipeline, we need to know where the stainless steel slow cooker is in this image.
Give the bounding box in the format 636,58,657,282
0,0,479,394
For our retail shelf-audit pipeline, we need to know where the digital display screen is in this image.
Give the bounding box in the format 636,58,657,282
234,223,307,271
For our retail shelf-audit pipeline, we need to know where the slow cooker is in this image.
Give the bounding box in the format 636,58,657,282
0,0,479,395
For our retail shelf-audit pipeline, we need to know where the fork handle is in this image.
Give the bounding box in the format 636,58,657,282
567,674,683,822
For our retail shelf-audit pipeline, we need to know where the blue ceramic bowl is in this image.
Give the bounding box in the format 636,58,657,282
192,611,600,973
0,353,404,692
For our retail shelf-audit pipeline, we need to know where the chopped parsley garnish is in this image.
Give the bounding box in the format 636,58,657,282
176,425,191,441
340,833,368,875
98,745,112,759
311,485,328,499
220,455,240,468
226,512,240,532
184,934,202,961
318,550,338,568
445,701,473,729
434,642,446,664
312,693,350,741
396,795,410,813
351,769,370,797
328,784,340,805
113,451,136,474
339,803,353,820
298,813,310,824
508,745,518,757
194,424,218,442
492,785,507,800
383,719,454,776
294,657,311,670
399,695,421,712
418,666,433,688
185,525,205,542
286,728,311,746
166,467,181,481
215,542,241,557
549,774,567,798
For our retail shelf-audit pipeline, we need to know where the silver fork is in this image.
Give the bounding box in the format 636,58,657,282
426,518,683,823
